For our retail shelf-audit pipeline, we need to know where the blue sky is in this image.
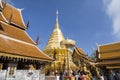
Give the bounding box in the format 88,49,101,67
8,0,120,56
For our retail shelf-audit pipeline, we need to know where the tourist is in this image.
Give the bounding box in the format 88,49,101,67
46,70,50,76
75,69,81,80
63,70,68,76
59,70,63,80
108,70,116,80
98,73,104,80
92,74,97,80
72,70,76,76
55,70,58,75
80,71,86,80
76,72,80,80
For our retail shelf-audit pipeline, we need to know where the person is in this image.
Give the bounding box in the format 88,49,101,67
108,70,116,80
98,73,104,80
59,70,63,80
76,72,80,80
77,69,81,75
92,74,97,80
63,70,68,76
115,70,120,80
46,70,50,76
75,69,81,80
72,70,76,76
55,69,58,75
80,71,86,80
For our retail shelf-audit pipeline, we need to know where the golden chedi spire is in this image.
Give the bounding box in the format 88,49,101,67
44,10,65,50
44,10,77,75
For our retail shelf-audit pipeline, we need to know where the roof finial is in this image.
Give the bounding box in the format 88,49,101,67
56,10,59,22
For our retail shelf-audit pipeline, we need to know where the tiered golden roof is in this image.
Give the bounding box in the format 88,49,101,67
44,10,65,51
73,47,93,63
0,21,34,44
96,42,120,69
0,35,52,61
1,2,26,29
98,42,120,59
0,1,53,62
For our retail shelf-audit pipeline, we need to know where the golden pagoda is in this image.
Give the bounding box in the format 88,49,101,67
43,10,65,50
43,10,76,75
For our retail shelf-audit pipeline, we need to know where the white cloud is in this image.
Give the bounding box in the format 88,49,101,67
103,0,120,39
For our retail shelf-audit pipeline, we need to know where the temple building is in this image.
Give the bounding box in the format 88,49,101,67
0,1,53,79
72,47,99,80
96,42,120,79
43,10,76,75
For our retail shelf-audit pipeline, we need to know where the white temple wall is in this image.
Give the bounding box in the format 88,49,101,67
0,70,45,80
